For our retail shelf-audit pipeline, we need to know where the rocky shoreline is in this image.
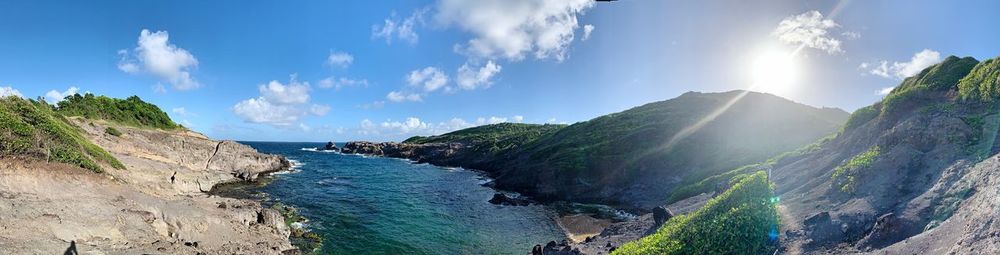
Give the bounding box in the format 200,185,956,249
0,118,299,254
339,140,721,255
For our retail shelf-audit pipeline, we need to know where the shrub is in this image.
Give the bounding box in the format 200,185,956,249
958,57,1000,102
831,145,881,193
843,104,879,131
56,93,178,129
104,127,122,137
614,171,779,255
0,97,124,172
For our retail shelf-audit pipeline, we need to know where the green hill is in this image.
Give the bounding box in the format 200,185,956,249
405,90,848,208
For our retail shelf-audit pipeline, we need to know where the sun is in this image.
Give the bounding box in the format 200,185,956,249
749,49,800,96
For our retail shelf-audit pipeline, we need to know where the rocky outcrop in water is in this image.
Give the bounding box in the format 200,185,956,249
341,141,466,165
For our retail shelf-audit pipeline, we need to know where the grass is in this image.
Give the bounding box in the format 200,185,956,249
104,126,122,137
56,93,178,129
831,145,881,193
0,96,124,172
842,104,879,131
613,171,779,255
665,133,833,204
958,57,1000,102
881,56,978,115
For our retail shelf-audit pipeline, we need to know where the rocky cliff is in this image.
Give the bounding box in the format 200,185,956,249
0,117,295,254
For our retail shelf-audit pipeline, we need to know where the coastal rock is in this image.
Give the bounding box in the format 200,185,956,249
0,119,295,254
488,193,532,206
652,206,673,226
319,141,340,152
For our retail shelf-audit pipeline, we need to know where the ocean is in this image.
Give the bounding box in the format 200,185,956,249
240,142,565,254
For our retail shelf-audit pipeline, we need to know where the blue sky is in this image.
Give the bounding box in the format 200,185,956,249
1,0,998,142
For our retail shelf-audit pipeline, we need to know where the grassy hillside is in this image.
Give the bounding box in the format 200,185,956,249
0,96,124,172
401,90,848,208
404,123,566,156
56,93,178,129
612,171,779,255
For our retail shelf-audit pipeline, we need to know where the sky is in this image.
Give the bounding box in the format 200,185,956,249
1,0,998,142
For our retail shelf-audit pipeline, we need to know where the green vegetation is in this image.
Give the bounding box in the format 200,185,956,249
0,96,124,172
958,57,1000,102
613,171,779,255
666,133,833,204
56,93,178,129
104,126,122,137
404,123,566,156
831,145,881,193
881,56,978,115
843,104,879,131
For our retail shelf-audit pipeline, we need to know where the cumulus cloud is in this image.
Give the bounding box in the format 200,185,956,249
386,91,424,102
0,86,22,98
326,51,354,68
372,9,425,45
232,98,302,126
44,86,79,103
232,75,329,127
772,11,844,54
318,76,369,90
457,60,502,90
582,24,595,41
407,67,449,92
118,29,201,90
866,49,942,79
435,0,595,61
259,77,311,104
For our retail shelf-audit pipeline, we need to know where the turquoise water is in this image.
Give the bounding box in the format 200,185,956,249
242,142,565,254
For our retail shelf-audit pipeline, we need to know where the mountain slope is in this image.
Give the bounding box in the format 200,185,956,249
749,55,1000,254
364,90,848,209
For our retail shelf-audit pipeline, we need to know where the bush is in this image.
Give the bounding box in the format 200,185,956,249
104,127,122,137
614,171,779,255
0,97,124,172
843,104,879,131
56,93,178,129
831,146,881,193
958,57,1000,102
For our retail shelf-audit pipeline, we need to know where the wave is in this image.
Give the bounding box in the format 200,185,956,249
271,159,304,175
299,147,341,153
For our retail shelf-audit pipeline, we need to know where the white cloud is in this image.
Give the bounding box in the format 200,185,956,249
386,91,424,102
259,77,311,104
457,60,502,90
118,29,201,90
841,31,861,40
232,97,302,126
44,86,79,103
373,9,425,45
772,11,843,54
0,86,22,98
407,67,449,92
299,123,312,132
582,24,595,41
326,51,354,68
309,104,331,116
179,119,195,127
233,75,326,127
877,87,895,95
512,115,524,123
318,76,369,90
360,101,386,110
866,49,942,79
152,83,167,94
435,0,595,61
171,107,194,116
